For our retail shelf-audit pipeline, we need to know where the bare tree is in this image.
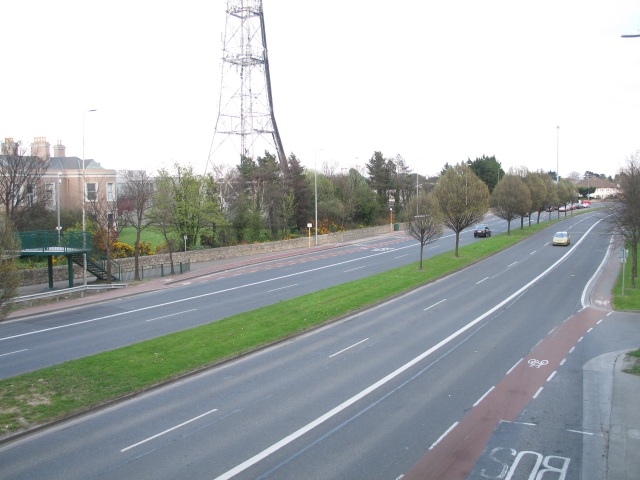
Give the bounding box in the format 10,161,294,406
405,193,443,270
0,215,20,321
525,171,547,224
0,139,50,230
491,174,530,234
556,179,574,217
609,152,640,287
119,169,155,280
147,172,177,274
433,163,490,257
85,180,119,283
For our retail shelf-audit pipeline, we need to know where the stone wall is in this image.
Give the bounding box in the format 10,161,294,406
20,224,401,286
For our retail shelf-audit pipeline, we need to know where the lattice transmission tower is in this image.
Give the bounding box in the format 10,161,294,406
207,0,287,177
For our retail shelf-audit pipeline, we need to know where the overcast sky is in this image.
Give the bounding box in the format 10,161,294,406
3,1,640,179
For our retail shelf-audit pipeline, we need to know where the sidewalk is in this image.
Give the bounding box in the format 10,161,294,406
9,243,344,320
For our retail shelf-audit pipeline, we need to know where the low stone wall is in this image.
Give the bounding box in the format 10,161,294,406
20,224,401,286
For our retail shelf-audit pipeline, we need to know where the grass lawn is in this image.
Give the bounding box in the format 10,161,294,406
1,215,638,437
118,226,166,250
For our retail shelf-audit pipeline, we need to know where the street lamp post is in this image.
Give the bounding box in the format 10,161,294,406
82,108,97,285
314,148,324,246
556,125,560,183
389,207,393,234
307,223,312,248
56,172,62,242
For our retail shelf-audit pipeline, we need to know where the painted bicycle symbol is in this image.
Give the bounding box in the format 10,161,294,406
528,359,548,368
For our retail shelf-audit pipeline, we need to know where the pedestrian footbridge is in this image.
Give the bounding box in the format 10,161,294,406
17,231,119,288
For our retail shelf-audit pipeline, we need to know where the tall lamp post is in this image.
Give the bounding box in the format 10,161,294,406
82,108,97,285
556,125,560,183
314,148,324,246
56,172,62,242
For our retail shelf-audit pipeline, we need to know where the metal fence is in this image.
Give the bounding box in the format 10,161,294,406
18,231,92,253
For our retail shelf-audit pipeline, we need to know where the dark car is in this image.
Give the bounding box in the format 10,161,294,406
473,225,491,237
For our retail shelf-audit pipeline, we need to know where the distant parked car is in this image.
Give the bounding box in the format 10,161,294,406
552,231,570,246
474,225,491,237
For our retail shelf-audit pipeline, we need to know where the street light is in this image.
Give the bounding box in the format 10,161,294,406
556,125,560,183
307,223,312,248
82,108,97,285
56,172,62,242
314,148,324,246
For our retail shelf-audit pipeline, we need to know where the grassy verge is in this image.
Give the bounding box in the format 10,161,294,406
0,218,616,437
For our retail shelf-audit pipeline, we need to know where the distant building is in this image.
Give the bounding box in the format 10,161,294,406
575,177,619,199
30,137,117,212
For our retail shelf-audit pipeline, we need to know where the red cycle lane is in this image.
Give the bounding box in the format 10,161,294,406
402,306,608,480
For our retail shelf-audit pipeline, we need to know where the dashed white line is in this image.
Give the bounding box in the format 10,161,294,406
508,261,517,268
424,299,447,311
146,309,197,322
587,327,593,333
560,358,567,366
567,429,594,436
530,250,537,255
329,338,369,358
121,408,219,452
476,277,490,285
473,386,495,407
507,358,523,375
430,422,458,450
578,336,584,343
0,349,27,358
569,346,575,354
547,371,557,382
533,387,544,399
344,266,366,273
267,284,298,293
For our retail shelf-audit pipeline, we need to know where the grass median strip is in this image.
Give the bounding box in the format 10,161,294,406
0,221,591,438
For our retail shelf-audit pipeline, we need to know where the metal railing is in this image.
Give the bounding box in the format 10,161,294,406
11,284,127,305
18,231,92,253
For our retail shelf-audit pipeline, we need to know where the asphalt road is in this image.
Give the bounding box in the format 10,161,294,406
0,210,623,479
0,210,569,379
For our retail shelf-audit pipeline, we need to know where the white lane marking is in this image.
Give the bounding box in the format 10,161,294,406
567,429,594,436
213,233,597,479
0,349,27,358
267,284,298,293
424,299,446,311
1,244,417,343
560,358,566,366
506,358,523,375
429,422,458,450
547,371,557,382
344,266,366,273
329,338,369,358
530,250,537,255
473,386,495,407
476,277,490,285
533,387,544,399
121,408,218,452
587,327,593,333
569,346,575,354
395,254,409,259
508,261,517,268
145,309,197,322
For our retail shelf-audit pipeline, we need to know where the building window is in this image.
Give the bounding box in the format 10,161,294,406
86,182,97,201
26,184,36,207
106,182,115,202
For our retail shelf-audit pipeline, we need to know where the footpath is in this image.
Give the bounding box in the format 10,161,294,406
6,239,640,479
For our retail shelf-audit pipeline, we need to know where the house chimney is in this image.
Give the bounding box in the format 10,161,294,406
53,140,66,158
2,138,18,155
30,137,51,161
